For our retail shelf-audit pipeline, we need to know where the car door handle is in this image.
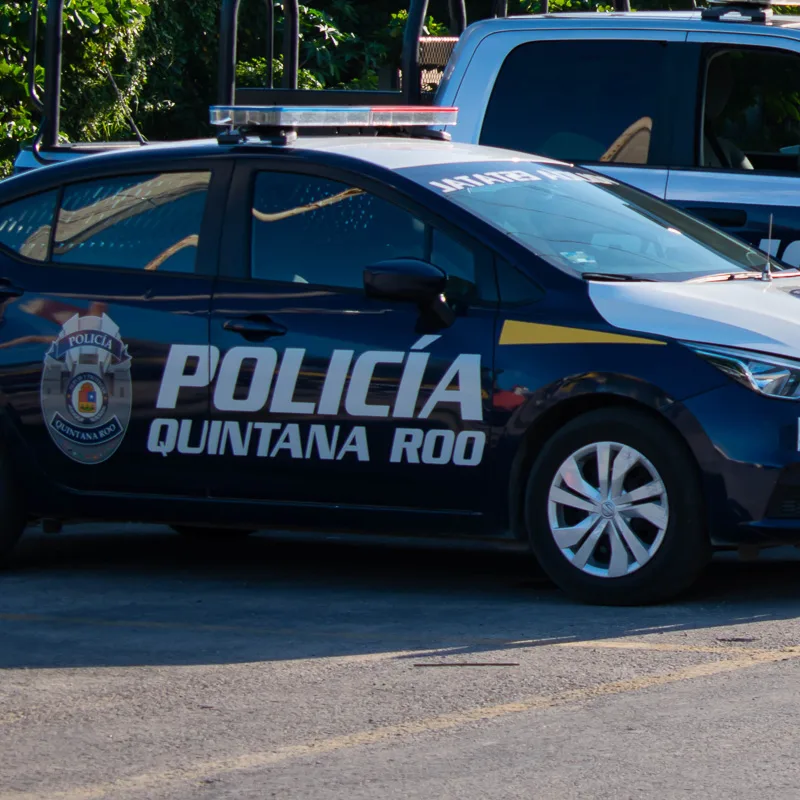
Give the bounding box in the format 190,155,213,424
0,280,24,299
223,316,287,341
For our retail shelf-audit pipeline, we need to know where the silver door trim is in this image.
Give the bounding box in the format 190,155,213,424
590,166,668,198
666,170,800,207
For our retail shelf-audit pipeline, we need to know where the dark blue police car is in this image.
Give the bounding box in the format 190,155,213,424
1,104,799,605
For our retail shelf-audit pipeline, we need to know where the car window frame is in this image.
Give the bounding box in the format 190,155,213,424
223,155,499,309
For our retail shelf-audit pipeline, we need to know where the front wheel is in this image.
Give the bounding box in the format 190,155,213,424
525,408,710,606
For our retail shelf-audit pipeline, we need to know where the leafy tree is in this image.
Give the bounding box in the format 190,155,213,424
1,0,150,176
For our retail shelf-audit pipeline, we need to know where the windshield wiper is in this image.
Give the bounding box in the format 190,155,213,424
581,272,654,282
688,269,800,283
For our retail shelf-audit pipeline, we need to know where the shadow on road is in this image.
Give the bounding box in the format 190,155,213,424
1,524,799,670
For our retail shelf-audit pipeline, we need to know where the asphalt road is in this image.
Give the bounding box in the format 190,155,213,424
2,525,800,799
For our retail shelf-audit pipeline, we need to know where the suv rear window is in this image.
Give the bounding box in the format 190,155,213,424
0,191,57,262
480,40,668,166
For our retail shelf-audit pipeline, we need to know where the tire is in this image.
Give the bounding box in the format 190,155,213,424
525,408,710,606
0,461,26,568
170,525,256,540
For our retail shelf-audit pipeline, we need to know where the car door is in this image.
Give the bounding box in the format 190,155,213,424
0,161,229,496
448,32,689,199
202,161,497,530
666,36,800,263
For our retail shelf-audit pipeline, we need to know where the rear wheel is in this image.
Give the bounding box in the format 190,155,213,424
525,408,710,605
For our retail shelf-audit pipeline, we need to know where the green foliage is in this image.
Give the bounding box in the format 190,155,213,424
1,0,151,174
236,57,325,90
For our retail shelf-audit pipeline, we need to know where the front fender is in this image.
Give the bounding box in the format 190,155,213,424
488,365,725,540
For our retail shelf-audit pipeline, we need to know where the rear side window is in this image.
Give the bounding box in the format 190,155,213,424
0,191,57,262
480,40,668,165
53,172,211,273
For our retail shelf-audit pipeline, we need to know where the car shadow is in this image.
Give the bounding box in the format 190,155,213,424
1,524,799,670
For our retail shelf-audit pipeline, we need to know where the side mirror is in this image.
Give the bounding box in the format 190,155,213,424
364,258,447,304
363,258,456,330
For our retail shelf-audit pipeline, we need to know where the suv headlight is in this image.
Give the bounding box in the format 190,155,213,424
683,342,800,400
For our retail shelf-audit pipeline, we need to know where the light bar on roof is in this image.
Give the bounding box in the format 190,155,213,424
209,105,458,129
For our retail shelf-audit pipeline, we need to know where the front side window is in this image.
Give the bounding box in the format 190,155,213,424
53,172,211,272
0,191,57,262
250,172,482,300
251,172,425,289
400,161,770,281
480,40,667,165
700,48,800,173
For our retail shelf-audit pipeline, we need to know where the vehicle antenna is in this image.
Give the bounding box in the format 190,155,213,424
105,67,148,146
762,212,774,282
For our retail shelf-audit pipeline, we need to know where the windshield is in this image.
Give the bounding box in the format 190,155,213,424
400,161,770,281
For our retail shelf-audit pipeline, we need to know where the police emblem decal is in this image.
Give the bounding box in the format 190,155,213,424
40,313,132,464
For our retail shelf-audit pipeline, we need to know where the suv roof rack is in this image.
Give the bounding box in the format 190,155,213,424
217,0,472,111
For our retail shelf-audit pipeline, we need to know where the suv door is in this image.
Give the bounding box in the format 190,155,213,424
448,32,688,198
204,162,497,532
666,36,800,263
0,163,229,495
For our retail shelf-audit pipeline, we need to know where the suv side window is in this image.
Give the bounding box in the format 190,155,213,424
700,47,800,173
0,191,58,262
251,172,490,302
480,40,668,166
53,172,211,272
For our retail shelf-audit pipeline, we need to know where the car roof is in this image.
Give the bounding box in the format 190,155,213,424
260,137,561,170
4,136,562,193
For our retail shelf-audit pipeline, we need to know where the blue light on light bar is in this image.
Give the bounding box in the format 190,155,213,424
209,105,458,128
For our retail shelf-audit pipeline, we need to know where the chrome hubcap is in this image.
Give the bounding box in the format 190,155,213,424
547,442,669,579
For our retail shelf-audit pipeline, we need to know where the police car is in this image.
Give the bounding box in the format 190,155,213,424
3,103,800,606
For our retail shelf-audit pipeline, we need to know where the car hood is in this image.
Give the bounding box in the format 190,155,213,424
588,276,800,359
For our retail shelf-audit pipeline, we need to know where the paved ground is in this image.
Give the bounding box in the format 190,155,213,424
2,525,800,799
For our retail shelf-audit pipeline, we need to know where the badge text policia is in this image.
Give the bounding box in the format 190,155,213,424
40,313,133,464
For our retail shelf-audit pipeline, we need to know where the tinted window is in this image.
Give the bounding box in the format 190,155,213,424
700,48,800,173
496,258,543,306
53,172,211,272
430,228,483,303
480,41,667,165
251,172,426,289
400,161,770,281
0,191,57,262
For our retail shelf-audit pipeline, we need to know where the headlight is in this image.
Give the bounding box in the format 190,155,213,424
683,342,800,400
